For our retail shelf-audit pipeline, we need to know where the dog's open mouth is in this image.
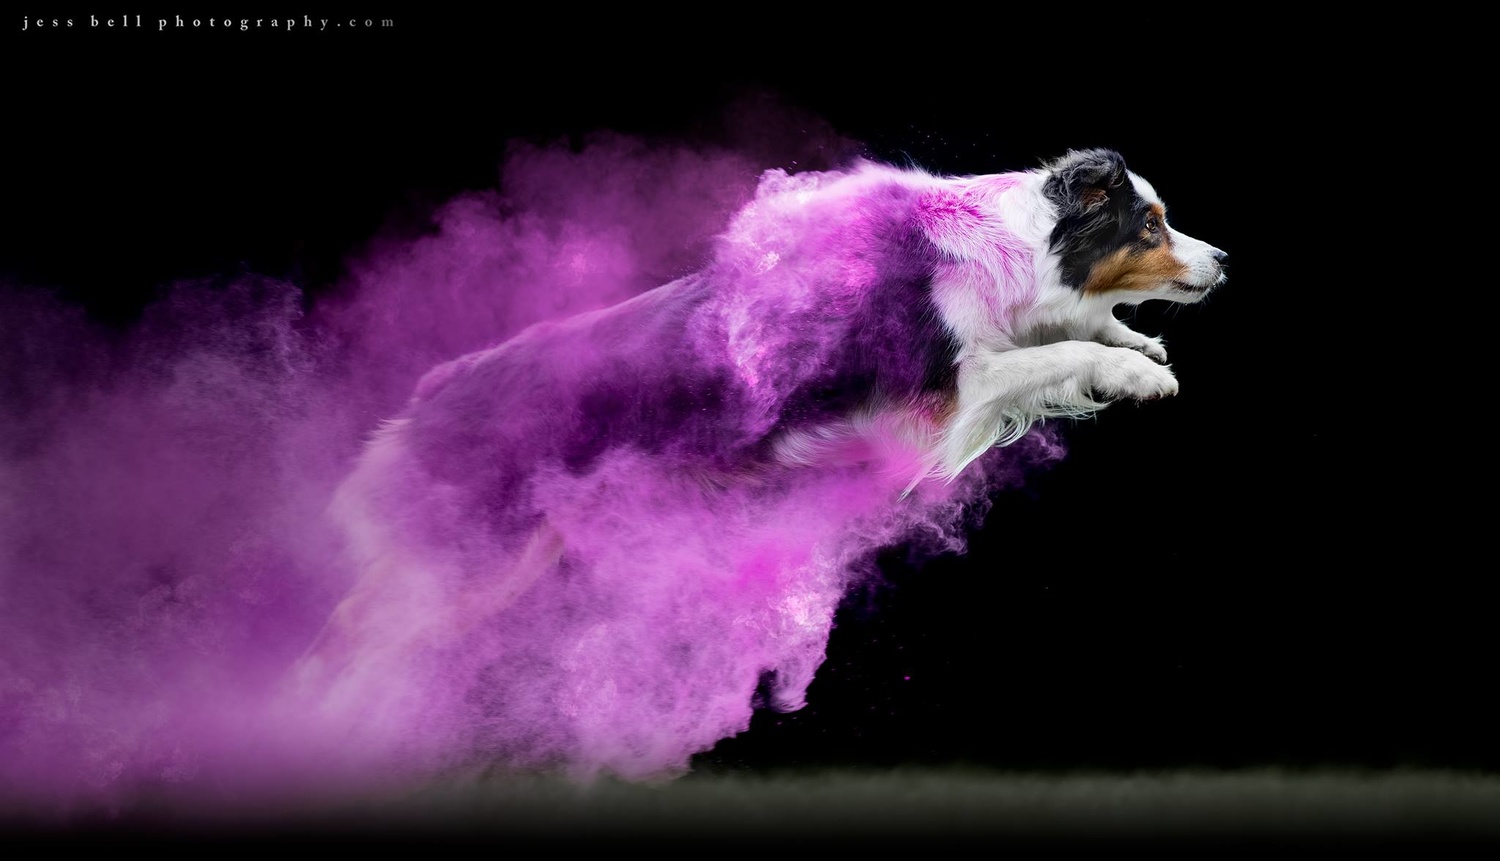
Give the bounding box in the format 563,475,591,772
1172,280,1213,294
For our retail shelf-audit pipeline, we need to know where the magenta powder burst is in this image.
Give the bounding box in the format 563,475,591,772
0,133,1063,810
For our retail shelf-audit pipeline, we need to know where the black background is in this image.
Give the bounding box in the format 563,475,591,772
1,10,1481,782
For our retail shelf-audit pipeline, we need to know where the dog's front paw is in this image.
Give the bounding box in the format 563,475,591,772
1134,335,1168,365
1102,332,1168,365
1091,348,1179,401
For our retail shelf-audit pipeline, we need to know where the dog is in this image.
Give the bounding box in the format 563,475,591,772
292,148,1226,779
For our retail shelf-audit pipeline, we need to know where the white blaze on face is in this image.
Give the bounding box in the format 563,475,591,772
1130,172,1226,295
1168,227,1227,289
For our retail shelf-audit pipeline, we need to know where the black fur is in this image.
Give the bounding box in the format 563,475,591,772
1043,149,1156,289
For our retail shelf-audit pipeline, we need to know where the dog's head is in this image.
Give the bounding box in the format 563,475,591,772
1043,148,1226,304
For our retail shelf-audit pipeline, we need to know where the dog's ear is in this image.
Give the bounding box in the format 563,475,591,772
1044,149,1128,216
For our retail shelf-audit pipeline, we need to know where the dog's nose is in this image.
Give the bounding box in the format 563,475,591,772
1211,248,1228,263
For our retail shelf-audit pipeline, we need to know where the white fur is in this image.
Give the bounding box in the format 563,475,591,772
919,167,1221,479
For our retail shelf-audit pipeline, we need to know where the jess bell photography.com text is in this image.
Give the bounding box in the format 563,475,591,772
19,15,395,32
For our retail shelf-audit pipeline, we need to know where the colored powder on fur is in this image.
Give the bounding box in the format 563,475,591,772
0,132,1062,810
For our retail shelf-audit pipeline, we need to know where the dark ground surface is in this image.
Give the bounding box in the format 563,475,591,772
8,769,1500,849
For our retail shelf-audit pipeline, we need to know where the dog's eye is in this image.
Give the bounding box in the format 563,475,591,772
1144,217,1159,234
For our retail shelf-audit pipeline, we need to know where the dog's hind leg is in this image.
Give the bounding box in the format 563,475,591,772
447,519,565,639
288,519,565,712
941,340,1178,477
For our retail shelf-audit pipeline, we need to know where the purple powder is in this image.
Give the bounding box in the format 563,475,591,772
0,132,1063,812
